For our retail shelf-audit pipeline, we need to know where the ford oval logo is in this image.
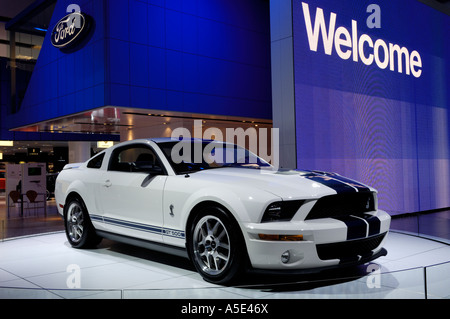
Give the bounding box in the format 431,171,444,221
51,12,90,49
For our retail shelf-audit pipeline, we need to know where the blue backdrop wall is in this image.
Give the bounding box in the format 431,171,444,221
293,0,450,214
5,0,272,133
105,0,271,117
4,0,108,135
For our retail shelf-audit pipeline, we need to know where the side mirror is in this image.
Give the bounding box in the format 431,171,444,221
140,166,164,187
147,165,163,176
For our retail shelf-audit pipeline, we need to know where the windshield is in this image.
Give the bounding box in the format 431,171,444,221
158,140,271,175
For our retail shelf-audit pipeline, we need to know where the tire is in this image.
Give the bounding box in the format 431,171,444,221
187,206,245,285
64,197,102,248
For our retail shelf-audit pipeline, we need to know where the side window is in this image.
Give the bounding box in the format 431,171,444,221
108,145,164,174
87,152,105,169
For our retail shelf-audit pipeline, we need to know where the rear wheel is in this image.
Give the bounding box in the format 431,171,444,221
188,206,245,285
64,197,101,248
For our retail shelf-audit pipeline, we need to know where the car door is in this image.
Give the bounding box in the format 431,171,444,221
98,143,167,243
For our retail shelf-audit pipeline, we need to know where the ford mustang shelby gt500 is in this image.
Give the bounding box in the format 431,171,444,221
55,138,390,284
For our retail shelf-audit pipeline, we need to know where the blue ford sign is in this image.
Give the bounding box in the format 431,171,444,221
51,12,91,49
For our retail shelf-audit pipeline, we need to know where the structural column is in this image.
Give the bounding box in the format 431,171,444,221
270,0,297,169
68,141,91,163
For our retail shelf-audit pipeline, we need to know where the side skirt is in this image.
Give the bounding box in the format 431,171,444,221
96,230,189,259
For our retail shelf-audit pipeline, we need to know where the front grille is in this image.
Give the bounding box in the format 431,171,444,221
306,192,375,220
316,232,386,261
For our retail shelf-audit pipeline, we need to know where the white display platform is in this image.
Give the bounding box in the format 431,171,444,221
0,231,449,299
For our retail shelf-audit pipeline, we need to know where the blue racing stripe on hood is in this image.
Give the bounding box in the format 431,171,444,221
301,170,371,194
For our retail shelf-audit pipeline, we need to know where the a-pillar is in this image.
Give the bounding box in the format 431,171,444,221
68,142,91,163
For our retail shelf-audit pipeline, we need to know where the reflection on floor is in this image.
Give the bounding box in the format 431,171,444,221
390,210,450,244
0,232,449,299
0,194,449,299
0,195,64,239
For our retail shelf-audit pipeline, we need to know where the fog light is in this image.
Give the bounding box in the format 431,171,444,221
281,251,290,264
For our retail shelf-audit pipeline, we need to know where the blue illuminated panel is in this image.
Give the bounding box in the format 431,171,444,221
105,0,272,118
293,0,450,214
7,0,272,134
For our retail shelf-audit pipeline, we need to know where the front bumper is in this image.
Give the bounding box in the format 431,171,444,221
242,210,391,271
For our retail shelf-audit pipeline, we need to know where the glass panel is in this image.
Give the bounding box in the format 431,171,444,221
391,210,450,245
426,262,450,299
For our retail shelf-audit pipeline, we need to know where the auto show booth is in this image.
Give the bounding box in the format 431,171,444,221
1,0,449,216
1,0,274,161
0,0,449,300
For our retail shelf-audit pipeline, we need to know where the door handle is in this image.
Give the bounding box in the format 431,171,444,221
103,179,112,187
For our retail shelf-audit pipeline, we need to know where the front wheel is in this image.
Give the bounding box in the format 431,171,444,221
187,206,246,285
64,197,101,248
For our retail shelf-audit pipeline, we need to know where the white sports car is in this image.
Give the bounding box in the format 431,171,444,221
55,138,391,284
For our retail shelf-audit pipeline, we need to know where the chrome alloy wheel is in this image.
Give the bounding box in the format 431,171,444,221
66,201,85,243
192,215,231,276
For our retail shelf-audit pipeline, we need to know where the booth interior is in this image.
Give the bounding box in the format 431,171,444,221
0,0,449,299
0,140,105,238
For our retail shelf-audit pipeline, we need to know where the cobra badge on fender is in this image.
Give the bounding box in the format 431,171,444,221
51,12,91,50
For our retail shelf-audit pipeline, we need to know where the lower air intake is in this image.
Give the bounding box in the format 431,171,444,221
316,232,387,261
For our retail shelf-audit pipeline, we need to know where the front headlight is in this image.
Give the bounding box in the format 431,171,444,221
261,200,304,223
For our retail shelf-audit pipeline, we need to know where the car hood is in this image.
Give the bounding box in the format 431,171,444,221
192,167,374,200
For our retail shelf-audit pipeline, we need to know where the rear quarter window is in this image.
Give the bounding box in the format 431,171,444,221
87,152,105,169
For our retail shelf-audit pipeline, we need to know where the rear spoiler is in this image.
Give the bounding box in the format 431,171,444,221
62,163,83,170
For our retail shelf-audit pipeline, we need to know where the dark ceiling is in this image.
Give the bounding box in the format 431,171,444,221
0,0,35,19
1,0,55,36
0,0,449,27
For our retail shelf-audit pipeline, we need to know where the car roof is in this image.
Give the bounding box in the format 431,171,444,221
150,137,215,143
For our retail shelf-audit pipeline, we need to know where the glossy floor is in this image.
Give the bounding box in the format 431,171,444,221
0,231,449,299
0,195,449,299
